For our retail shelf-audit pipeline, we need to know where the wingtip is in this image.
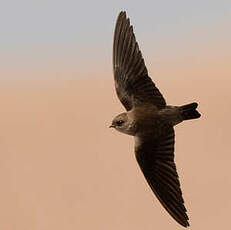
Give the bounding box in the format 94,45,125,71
172,209,190,228
119,10,126,15
185,221,190,228
117,11,127,20
178,218,190,228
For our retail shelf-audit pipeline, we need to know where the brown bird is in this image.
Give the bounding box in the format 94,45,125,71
110,11,201,227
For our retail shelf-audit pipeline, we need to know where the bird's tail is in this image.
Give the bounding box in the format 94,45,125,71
179,102,201,120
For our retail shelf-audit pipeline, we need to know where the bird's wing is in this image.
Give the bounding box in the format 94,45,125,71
113,11,166,111
135,127,189,227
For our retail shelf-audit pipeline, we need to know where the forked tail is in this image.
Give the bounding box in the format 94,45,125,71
179,102,201,120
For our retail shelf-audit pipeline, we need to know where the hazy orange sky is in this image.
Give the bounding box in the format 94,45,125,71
1,1,231,229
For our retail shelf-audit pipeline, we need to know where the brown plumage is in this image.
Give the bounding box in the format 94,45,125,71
110,11,201,228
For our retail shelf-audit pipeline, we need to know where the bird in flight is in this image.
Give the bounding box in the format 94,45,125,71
110,11,201,227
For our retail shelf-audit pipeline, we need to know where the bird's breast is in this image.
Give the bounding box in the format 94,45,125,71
131,106,171,138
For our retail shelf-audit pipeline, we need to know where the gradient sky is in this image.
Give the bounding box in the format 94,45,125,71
1,0,231,81
1,1,231,230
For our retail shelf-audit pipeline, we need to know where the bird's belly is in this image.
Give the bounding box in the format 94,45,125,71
135,116,171,139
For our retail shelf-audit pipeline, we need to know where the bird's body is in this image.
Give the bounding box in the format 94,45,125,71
113,103,197,138
110,11,201,228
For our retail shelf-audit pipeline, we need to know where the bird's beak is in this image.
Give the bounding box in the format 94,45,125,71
109,125,115,128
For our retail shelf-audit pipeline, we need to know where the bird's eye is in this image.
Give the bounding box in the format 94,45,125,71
116,120,124,126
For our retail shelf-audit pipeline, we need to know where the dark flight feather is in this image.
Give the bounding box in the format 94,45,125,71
113,11,166,111
135,128,190,227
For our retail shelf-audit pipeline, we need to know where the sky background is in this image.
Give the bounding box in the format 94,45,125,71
1,1,231,229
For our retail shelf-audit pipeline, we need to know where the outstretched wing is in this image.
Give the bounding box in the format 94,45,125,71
113,11,166,111
135,128,189,227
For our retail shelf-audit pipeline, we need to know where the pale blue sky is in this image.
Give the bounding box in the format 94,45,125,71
1,0,230,80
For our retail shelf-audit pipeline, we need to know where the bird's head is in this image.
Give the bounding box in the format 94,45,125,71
110,112,135,136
